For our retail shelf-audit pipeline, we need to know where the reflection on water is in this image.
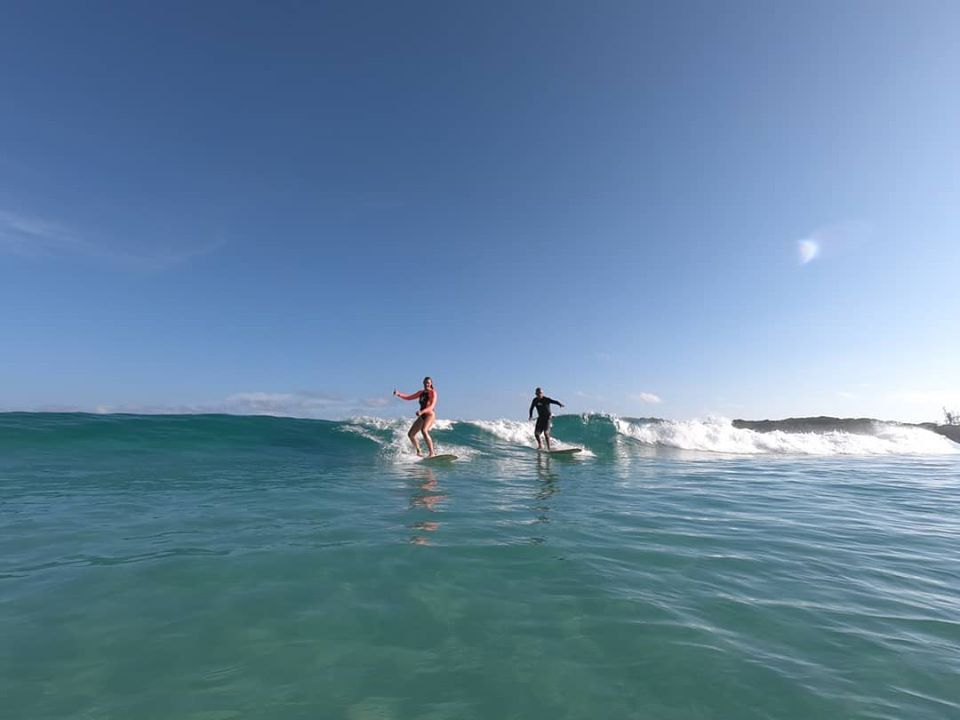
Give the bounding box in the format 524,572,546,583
407,466,446,545
530,454,561,543
536,452,559,485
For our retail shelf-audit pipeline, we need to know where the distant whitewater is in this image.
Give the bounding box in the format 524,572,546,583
2,412,956,457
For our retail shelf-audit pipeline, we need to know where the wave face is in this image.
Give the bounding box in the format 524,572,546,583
1,412,957,459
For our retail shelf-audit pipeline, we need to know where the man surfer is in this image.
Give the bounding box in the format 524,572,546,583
394,376,437,457
529,387,564,450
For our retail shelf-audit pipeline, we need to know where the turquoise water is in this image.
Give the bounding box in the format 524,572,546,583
2,413,959,719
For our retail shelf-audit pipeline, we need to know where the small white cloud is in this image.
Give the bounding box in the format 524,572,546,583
632,392,662,404
836,391,856,399
798,239,819,264
796,219,872,265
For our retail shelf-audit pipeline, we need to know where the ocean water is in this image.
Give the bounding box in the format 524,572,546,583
2,412,959,720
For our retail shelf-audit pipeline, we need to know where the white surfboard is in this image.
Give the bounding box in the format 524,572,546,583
421,454,458,463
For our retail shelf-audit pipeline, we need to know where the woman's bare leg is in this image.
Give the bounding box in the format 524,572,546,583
420,414,436,457
408,417,425,455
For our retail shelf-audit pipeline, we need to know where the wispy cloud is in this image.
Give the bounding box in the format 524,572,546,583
0,209,224,269
61,390,394,419
575,390,605,403
631,392,662,404
0,210,87,257
219,392,348,416
889,389,960,407
362,397,391,408
125,238,226,270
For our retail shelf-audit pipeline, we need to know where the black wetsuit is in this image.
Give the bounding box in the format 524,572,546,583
529,396,561,434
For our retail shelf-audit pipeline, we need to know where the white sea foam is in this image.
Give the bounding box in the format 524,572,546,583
345,416,464,463
472,419,585,453
613,417,960,456
473,419,539,447
341,416,406,443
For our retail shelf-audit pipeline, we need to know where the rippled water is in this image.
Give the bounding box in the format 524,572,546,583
2,417,959,719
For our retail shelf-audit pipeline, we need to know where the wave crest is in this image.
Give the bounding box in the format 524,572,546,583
611,417,959,456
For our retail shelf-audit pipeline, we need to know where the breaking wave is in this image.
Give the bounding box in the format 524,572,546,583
1,412,956,459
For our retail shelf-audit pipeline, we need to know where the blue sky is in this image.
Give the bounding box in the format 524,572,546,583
1,1,958,422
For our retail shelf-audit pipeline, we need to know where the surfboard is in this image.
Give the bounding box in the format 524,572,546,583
421,454,458,463
536,448,582,456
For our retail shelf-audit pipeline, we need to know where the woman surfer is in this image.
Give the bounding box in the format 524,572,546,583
393,376,437,457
